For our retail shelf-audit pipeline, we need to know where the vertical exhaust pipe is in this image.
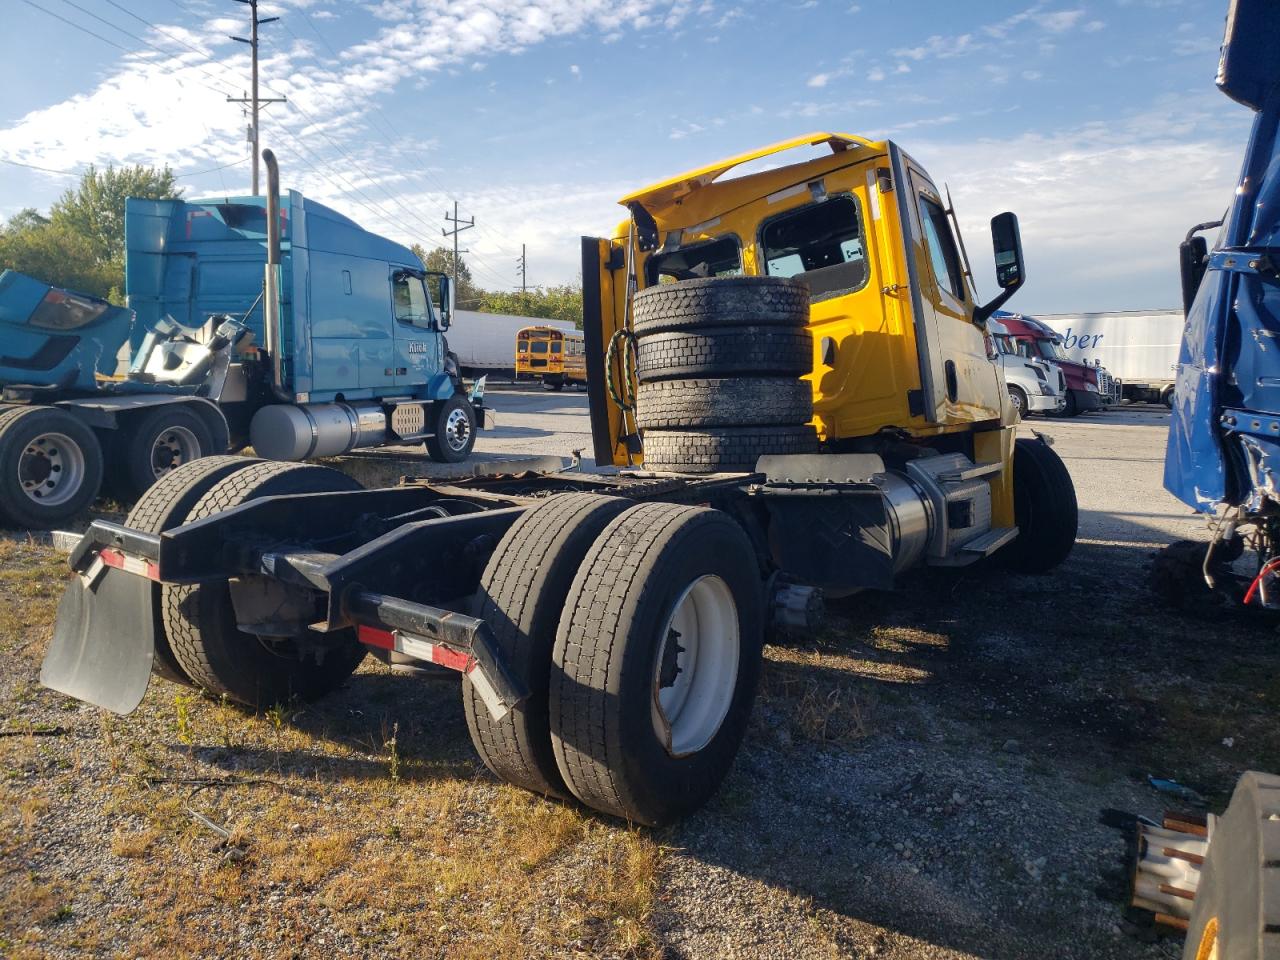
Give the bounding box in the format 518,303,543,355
262,148,290,401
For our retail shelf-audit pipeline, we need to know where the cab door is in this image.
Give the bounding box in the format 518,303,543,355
892,144,1003,423
389,269,441,390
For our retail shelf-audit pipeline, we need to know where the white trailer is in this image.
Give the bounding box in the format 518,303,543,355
1037,310,1185,405
446,311,577,376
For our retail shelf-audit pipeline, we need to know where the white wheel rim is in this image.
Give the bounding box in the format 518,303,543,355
18,431,86,507
651,574,740,757
444,407,472,452
151,424,201,478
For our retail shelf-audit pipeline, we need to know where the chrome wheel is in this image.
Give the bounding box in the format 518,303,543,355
652,574,740,757
150,424,201,479
18,432,86,507
1009,388,1026,417
444,406,472,453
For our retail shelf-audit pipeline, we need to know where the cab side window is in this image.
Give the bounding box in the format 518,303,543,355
392,272,431,327
761,195,868,302
918,196,964,301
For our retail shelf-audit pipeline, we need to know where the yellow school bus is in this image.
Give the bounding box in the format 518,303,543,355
514,325,586,390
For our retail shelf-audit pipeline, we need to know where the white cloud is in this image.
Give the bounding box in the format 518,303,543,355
1083,19,1106,32
867,66,886,82
1036,9,1085,32
570,63,581,76
808,72,831,88
916,99,1252,312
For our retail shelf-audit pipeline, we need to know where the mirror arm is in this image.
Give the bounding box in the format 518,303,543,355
974,279,1023,328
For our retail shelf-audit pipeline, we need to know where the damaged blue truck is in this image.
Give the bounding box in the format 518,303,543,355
0,151,487,529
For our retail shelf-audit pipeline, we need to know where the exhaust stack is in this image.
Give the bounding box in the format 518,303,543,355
262,149,290,401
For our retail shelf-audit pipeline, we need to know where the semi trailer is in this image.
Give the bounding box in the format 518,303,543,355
1038,309,1184,405
41,131,1078,827
0,150,489,529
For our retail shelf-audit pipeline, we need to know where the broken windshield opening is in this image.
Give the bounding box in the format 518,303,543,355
648,236,742,284
761,195,868,302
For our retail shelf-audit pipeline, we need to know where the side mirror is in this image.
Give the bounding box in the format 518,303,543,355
974,212,1025,326
1178,235,1209,317
434,274,454,331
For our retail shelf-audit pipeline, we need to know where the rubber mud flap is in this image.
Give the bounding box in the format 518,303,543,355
41,567,155,715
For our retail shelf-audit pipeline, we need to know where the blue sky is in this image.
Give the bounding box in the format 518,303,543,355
0,0,1255,313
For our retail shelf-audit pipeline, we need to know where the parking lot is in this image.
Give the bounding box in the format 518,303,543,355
2,389,1268,960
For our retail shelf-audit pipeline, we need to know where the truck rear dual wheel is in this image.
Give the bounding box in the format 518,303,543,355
550,502,764,826
463,492,634,800
125,455,261,686
110,405,224,503
162,461,367,709
0,406,103,530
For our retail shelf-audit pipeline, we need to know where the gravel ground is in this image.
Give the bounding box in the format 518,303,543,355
2,393,1268,960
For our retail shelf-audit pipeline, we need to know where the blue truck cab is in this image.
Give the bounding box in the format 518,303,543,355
126,189,456,405
1161,0,1280,609
0,151,486,529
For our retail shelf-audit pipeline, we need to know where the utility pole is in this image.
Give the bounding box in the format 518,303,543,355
228,0,286,195
517,244,527,296
441,201,474,289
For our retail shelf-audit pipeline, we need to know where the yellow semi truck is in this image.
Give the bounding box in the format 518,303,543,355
41,138,1076,826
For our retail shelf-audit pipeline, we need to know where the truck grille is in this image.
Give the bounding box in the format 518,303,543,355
1097,367,1121,404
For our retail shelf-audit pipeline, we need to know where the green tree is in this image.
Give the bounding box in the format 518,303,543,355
0,222,118,299
0,164,182,302
2,208,49,234
50,164,181,270
410,243,481,308
479,283,583,328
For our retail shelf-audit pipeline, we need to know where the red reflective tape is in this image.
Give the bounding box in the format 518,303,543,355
429,644,471,673
357,625,395,650
99,548,160,580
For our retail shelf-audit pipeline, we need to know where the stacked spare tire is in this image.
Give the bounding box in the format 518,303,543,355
632,276,818,473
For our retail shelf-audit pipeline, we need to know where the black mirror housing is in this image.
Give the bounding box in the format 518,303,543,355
974,212,1025,326
1179,235,1209,317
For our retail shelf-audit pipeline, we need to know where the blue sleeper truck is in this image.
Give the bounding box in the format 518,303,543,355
0,151,487,529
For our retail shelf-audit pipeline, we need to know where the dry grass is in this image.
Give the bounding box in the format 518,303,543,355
0,531,663,959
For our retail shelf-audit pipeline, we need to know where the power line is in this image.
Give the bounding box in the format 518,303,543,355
19,0,130,53
0,156,80,178
51,0,238,98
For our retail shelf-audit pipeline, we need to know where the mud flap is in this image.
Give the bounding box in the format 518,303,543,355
40,567,155,715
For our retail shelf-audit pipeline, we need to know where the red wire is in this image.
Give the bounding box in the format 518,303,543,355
1244,557,1280,606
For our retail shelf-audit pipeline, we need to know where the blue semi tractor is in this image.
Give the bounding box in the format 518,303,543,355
0,151,487,529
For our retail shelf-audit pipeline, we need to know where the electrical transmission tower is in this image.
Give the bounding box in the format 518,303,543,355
442,201,475,289
517,244,527,295
228,0,286,195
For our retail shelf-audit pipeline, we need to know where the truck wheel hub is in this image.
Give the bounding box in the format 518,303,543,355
151,426,201,478
445,408,472,452
651,574,739,757
18,432,85,506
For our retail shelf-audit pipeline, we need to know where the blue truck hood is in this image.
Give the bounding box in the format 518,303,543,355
0,270,133,392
